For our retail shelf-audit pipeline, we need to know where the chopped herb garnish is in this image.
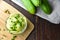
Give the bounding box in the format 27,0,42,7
3,34,7,37
0,37,4,40
11,26,17,31
3,29,6,31
11,21,13,22
15,14,20,19
21,17,24,22
20,22,22,26
1,37,4,39
0,28,1,31
5,10,10,14
11,36,17,40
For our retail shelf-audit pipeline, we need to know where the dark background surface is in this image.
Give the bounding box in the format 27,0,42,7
4,0,60,40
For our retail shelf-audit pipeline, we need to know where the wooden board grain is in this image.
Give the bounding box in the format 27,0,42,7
0,1,34,40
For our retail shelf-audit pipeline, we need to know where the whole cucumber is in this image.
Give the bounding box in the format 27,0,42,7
42,0,48,3
31,0,40,7
21,0,36,14
40,3,52,14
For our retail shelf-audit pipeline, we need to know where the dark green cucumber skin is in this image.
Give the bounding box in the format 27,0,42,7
21,0,36,14
31,0,40,7
42,0,49,3
40,0,52,14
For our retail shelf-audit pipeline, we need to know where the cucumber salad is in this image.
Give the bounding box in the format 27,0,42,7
6,13,27,35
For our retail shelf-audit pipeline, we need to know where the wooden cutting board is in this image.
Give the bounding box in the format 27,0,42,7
0,1,34,40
